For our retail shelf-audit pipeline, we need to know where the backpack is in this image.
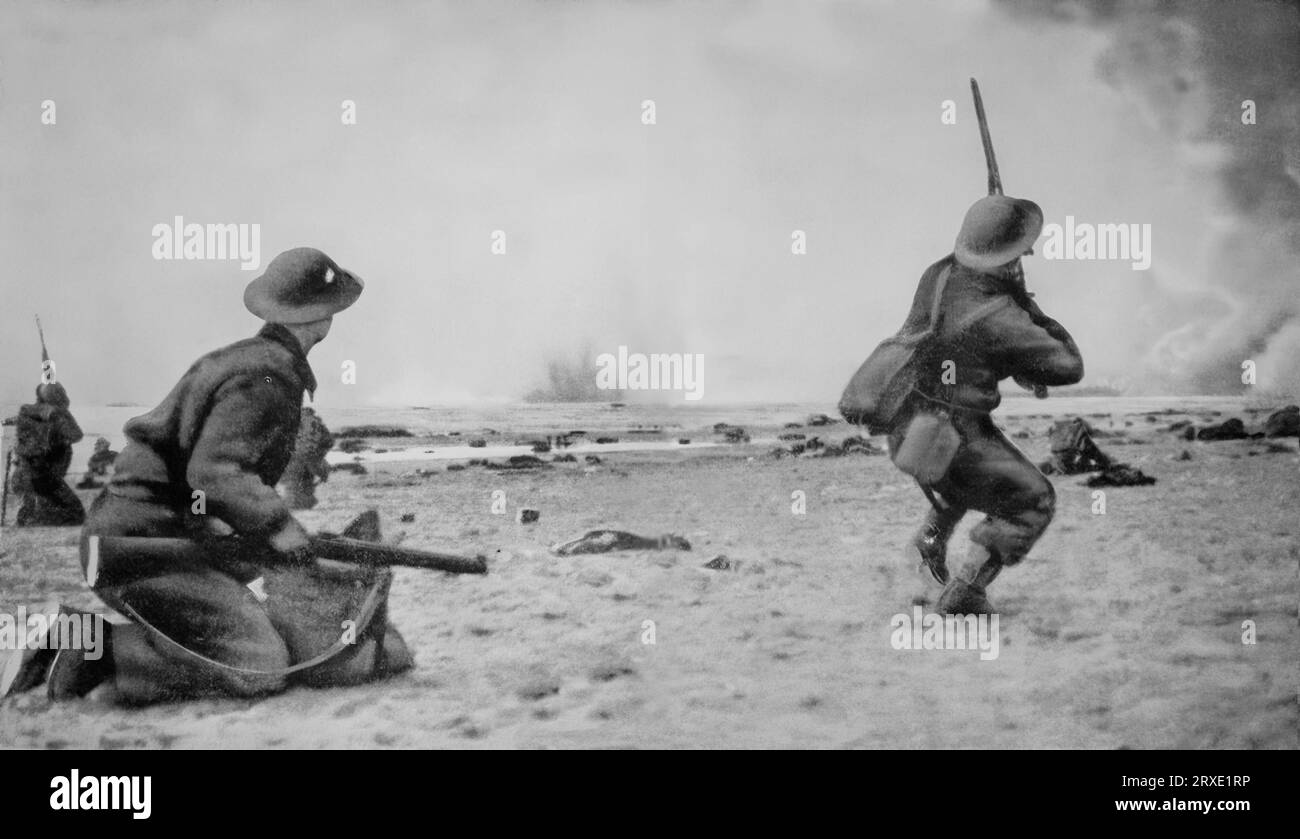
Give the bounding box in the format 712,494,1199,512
838,266,950,435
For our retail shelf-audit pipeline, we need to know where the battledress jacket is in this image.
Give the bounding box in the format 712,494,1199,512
105,323,316,540
905,255,1084,414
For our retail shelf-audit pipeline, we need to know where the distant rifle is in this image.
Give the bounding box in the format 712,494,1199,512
1,448,12,527
35,314,54,384
970,78,1048,400
86,532,489,588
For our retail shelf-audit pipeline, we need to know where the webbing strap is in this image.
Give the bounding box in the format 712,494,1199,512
118,575,387,679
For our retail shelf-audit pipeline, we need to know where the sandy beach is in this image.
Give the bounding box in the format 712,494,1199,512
1,399,1296,749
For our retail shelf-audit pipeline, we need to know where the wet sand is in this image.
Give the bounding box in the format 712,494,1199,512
1,403,1296,749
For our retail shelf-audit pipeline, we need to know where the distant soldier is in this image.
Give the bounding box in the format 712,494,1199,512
2,247,413,704
280,407,334,509
844,195,1083,614
76,437,120,489
13,382,86,526
1038,418,1110,476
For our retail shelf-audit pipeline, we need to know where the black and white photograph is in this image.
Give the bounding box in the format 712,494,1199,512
1,0,1296,770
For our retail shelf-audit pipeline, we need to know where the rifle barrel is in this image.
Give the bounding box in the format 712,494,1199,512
970,78,1003,196
86,534,488,588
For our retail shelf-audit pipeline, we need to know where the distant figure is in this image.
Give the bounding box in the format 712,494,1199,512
76,437,119,489
13,382,86,526
280,406,334,509
1038,418,1111,476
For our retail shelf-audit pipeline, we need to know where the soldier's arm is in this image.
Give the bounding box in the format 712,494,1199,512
977,296,1084,386
186,373,309,550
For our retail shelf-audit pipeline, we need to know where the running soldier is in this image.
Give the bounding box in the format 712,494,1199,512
845,195,1083,614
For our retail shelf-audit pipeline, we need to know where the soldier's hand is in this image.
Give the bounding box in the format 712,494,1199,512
266,517,313,565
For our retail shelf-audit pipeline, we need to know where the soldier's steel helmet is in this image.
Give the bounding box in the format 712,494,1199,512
953,195,1043,272
244,247,364,324
35,382,70,407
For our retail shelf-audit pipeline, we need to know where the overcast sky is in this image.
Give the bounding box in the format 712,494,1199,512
2,0,1289,409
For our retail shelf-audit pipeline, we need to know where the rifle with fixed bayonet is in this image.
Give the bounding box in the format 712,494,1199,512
970,78,1049,400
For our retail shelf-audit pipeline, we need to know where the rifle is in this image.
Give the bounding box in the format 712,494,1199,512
36,315,54,384
86,531,489,588
970,78,1048,400
1,448,12,527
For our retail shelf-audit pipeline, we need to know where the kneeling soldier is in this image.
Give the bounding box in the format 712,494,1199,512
2,247,414,703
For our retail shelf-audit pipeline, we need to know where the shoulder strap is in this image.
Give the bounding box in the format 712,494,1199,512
926,264,951,332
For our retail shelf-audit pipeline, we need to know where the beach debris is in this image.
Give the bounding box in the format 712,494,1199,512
770,434,882,458
517,508,540,524
468,439,487,448
1196,417,1257,441
595,437,619,444
551,530,691,556
712,423,750,443
400,513,415,523
335,425,413,438
783,422,802,429
702,554,735,570
840,435,882,455
446,463,466,472
336,439,368,454
806,413,837,426
1264,405,1300,438
1038,418,1111,475
552,453,577,463
678,438,690,445
1086,464,1156,487
486,455,549,470
331,462,368,475
584,455,602,464
778,432,806,441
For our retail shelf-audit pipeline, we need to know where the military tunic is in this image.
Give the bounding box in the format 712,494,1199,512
888,255,1084,565
81,323,410,704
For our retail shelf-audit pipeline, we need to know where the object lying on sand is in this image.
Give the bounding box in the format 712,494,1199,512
1038,418,1111,475
485,455,549,470
711,423,750,443
1264,405,1300,438
770,435,882,458
1196,417,1256,441
1085,464,1156,487
551,530,691,556
335,425,413,438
